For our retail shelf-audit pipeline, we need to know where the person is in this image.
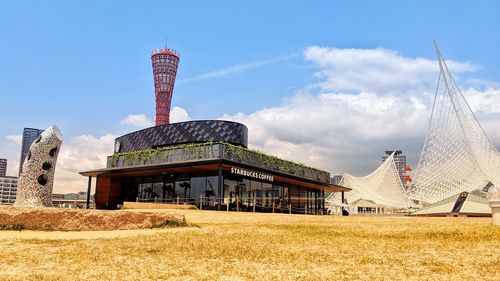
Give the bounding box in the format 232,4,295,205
342,199,350,216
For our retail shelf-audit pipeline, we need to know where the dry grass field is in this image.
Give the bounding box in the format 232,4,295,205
0,210,499,281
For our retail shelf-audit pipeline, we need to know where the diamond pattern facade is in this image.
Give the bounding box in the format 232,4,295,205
115,120,248,153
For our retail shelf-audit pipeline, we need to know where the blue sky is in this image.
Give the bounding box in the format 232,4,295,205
0,1,499,191
1,1,498,134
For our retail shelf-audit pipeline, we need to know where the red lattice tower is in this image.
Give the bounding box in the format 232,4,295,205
151,48,180,126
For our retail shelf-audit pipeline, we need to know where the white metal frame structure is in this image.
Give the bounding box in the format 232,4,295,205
410,45,500,204
326,151,413,208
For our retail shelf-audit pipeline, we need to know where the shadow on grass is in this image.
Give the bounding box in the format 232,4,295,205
0,216,197,231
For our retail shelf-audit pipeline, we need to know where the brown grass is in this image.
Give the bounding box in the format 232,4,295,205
0,209,499,281
0,207,185,231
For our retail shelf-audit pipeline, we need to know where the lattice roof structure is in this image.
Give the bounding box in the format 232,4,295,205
326,151,413,208
326,45,497,209
410,45,500,204
412,189,491,216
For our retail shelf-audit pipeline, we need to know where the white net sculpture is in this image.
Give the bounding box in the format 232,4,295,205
410,45,500,204
327,151,412,208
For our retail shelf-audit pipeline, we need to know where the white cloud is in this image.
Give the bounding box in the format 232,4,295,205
2,135,22,176
180,54,298,82
54,134,115,193
5,134,22,145
170,106,191,123
221,91,431,175
463,88,500,147
1,132,114,193
220,46,499,177
120,114,153,127
304,46,477,94
464,87,500,113
120,107,191,128
465,78,500,90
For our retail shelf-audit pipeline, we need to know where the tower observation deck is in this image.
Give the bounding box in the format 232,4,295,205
151,48,180,126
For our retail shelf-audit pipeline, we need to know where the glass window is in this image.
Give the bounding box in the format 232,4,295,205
175,180,190,202
272,184,284,209
282,185,289,207
138,182,154,201
164,182,175,201
262,183,273,208
206,176,219,206
152,182,164,202
250,181,262,209
290,185,301,212
306,190,318,214
238,179,250,210
191,177,206,204
223,178,237,207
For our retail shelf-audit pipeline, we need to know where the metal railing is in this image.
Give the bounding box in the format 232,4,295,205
134,195,326,215
151,48,180,57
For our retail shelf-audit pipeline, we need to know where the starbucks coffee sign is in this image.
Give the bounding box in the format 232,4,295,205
230,167,274,182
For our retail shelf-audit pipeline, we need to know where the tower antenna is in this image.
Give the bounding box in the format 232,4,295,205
165,36,168,49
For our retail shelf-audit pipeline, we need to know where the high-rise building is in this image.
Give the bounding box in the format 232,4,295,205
151,48,180,126
0,158,6,177
19,128,44,175
0,176,18,205
382,150,406,186
330,174,343,185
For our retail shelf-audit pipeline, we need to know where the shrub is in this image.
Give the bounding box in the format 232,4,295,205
0,223,26,231
151,216,189,228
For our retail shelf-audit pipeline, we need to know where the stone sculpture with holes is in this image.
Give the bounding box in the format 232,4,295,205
14,125,63,207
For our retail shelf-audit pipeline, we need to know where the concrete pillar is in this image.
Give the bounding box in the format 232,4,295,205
218,165,223,210
86,176,92,209
488,190,500,226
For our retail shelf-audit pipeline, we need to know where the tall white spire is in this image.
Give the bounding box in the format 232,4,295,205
410,44,500,203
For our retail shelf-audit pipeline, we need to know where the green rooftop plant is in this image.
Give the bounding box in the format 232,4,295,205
108,141,329,182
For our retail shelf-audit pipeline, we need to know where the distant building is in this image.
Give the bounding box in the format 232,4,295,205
52,193,65,200
52,191,93,208
382,150,406,186
0,158,6,177
77,191,88,199
0,176,18,205
330,174,343,185
19,128,44,175
63,193,79,200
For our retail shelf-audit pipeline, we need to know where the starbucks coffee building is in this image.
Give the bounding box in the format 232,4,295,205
80,120,348,214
